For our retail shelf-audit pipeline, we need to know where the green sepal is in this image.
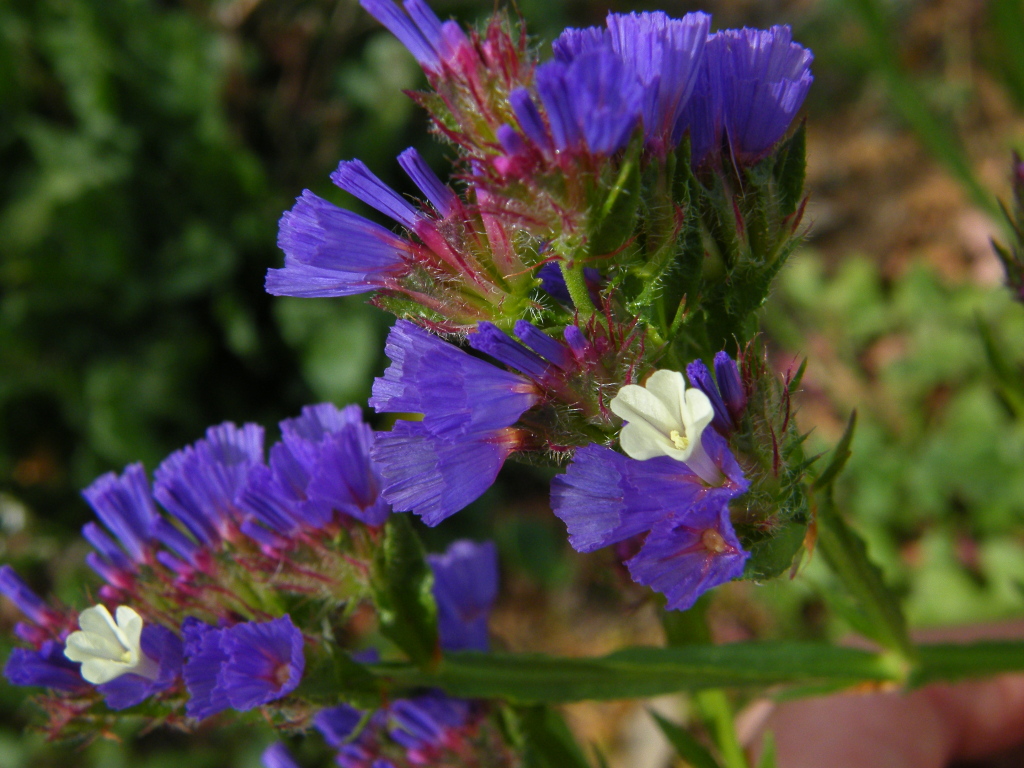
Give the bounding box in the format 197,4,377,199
651,711,722,768
773,121,807,218
741,513,808,581
370,513,439,668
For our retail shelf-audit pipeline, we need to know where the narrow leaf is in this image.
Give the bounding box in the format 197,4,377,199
370,513,438,667
651,711,721,768
816,492,912,659
812,410,856,490
375,642,900,703
756,732,777,768
914,641,1024,686
515,705,592,768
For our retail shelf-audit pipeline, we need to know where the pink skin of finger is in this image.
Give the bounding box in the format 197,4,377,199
742,622,1024,768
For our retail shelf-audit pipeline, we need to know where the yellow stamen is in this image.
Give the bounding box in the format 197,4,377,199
669,429,689,450
701,529,727,553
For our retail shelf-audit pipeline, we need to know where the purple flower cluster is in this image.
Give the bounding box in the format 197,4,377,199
1,403,384,717
80,403,388,601
368,318,607,525
552,429,748,611
264,539,499,768
499,12,812,165
2,562,307,715
551,353,751,610
183,615,305,720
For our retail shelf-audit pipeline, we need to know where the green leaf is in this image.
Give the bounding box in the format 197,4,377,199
375,643,901,703
651,711,722,768
513,705,592,768
812,410,856,490
914,641,1024,686
816,491,912,659
976,313,1024,418
370,514,438,668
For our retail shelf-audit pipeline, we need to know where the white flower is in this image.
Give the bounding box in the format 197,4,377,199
63,604,159,684
609,369,720,483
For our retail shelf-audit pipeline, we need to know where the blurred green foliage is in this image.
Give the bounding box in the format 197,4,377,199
765,252,1024,628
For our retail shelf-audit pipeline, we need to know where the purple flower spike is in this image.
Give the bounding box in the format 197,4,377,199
686,359,732,435
397,147,456,217
428,540,499,652
331,159,421,230
388,692,471,756
513,321,574,371
315,703,366,748
626,500,750,611
371,320,538,435
706,26,813,162
83,463,159,565
552,25,608,62
360,0,467,72
182,619,231,720
714,351,747,424
563,325,592,361
269,190,412,298
98,624,184,710
183,616,304,719
467,322,551,381
534,50,643,155
551,430,747,553
509,89,553,153
238,403,391,533
372,421,519,526
151,519,202,567
4,641,90,693
687,353,747,435
305,427,391,527
154,422,264,546
0,566,62,629
220,615,305,711
283,402,362,442
605,12,709,151
237,472,308,537
262,744,301,768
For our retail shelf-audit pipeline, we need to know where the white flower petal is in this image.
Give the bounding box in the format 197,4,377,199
609,368,717,476
63,603,159,685
76,605,122,646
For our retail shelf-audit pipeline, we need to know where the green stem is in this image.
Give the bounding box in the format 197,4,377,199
696,690,748,768
559,259,597,320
